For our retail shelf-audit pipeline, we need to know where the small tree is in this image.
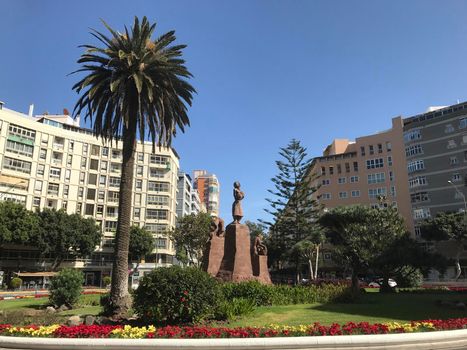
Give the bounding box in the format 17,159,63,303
37,209,101,270
0,201,39,246
420,212,467,279
129,226,155,262
49,268,84,308
170,213,211,266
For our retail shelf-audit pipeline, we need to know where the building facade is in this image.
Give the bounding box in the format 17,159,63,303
193,170,220,216
176,171,204,218
309,117,414,233
0,105,180,286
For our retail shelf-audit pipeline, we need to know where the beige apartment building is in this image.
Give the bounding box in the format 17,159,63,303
309,117,414,234
0,103,179,287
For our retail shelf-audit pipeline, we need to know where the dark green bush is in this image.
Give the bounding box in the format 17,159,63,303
9,277,22,289
396,266,423,288
133,266,221,325
99,294,112,315
102,276,111,288
49,269,83,308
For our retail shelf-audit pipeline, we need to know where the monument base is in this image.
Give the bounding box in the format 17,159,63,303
202,234,224,276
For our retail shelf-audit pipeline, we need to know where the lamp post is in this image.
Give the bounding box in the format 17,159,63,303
448,180,467,280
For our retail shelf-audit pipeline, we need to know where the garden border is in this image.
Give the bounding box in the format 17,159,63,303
1,329,467,350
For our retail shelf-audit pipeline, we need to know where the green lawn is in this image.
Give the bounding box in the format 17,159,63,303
226,293,467,327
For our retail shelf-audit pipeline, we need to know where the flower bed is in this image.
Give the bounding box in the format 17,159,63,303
0,291,106,301
0,318,467,338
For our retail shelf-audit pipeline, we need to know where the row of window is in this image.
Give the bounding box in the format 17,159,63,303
366,157,392,169
320,187,396,200
321,162,359,175
360,142,392,156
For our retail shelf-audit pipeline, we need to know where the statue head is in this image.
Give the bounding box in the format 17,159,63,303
234,181,241,189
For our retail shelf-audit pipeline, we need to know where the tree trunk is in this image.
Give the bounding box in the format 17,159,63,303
109,119,137,319
308,259,314,281
314,244,320,280
455,245,462,280
351,268,360,298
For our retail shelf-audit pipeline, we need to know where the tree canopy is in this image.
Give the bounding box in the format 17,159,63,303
129,226,155,262
0,201,39,246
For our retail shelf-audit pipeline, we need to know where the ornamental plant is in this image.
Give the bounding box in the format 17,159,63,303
133,266,221,325
49,269,84,308
9,277,22,290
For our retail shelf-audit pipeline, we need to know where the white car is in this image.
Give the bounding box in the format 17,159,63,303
368,278,397,288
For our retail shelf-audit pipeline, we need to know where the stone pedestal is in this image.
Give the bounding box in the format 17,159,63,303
252,255,272,284
216,223,253,282
202,234,225,276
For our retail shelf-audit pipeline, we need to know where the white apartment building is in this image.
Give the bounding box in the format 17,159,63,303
0,103,180,286
176,171,204,218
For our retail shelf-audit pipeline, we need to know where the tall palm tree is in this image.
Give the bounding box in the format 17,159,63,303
72,16,195,318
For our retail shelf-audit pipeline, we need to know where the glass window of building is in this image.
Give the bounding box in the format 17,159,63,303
369,145,374,155
88,173,97,185
3,157,32,174
102,147,109,157
82,143,88,155
87,188,96,200
91,145,100,156
37,164,45,176
85,204,94,216
63,185,69,197
101,160,108,171
39,148,47,161
47,183,59,196
90,159,99,170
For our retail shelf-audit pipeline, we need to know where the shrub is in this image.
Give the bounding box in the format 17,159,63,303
133,266,221,325
396,266,423,288
102,276,111,288
216,297,256,320
99,294,112,315
49,269,83,308
9,277,22,290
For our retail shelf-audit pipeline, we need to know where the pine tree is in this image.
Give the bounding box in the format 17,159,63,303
261,139,322,278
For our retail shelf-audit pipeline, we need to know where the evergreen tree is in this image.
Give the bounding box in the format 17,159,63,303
261,139,322,278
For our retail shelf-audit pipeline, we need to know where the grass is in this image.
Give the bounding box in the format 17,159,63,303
226,292,467,327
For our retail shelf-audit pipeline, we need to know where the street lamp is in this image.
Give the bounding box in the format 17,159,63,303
448,180,467,280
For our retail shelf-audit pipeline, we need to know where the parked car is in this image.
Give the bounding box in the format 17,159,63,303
368,278,397,288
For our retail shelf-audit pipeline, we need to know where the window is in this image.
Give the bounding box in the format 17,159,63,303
368,187,387,199
111,150,121,159
386,142,392,152
137,153,144,162
88,173,97,185
34,180,43,193
99,175,106,186
345,162,350,173
321,167,326,175
322,179,330,186
76,203,82,215
338,177,346,184
460,118,467,129
390,186,396,197
353,161,358,172
447,140,457,149
360,146,365,156
109,177,120,187
8,124,35,142
96,205,104,216
67,155,73,167
1,193,26,204
351,190,360,197
101,160,108,171
137,165,143,176
147,195,169,205
110,162,121,173
80,157,87,169
78,187,84,199
108,191,119,203
106,206,118,217
47,183,59,196
149,168,166,178
36,164,45,176
33,197,40,207
368,172,385,184
146,209,168,220
405,144,423,157
321,193,331,200
150,155,168,165
68,140,74,152
39,148,47,161
79,172,85,184
91,145,100,156
41,134,49,145
377,144,383,153
98,190,105,201
3,157,32,174
134,193,141,205
5,140,33,157
452,173,462,182
450,156,459,165
387,156,393,166
49,167,61,179
102,147,109,157
329,166,334,175
135,179,142,190
145,224,168,233
156,238,167,249
90,159,99,170
104,221,118,232
413,208,431,219
134,208,141,219
62,201,68,210
87,188,96,200
338,191,348,198
82,143,88,156
148,181,170,192
63,185,69,197
407,160,424,173
85,204,94,216
369,145,374,155
350,176,359,183
445,124,455,133
337,164,342,174
366,158,384,169
389,171,394,181
411,192,429,203
404,129,421,142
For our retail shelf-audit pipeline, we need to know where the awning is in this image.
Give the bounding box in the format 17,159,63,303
14,272,57,277
0,175,28,188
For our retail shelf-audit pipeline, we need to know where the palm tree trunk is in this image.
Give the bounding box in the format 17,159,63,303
109,119,137,319
314,244,320,280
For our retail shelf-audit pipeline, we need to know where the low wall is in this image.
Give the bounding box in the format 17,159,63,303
1,329,467,350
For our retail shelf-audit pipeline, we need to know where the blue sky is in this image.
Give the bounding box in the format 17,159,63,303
1,1,467,223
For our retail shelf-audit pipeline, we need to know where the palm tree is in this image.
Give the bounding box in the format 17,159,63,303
72,16,195,318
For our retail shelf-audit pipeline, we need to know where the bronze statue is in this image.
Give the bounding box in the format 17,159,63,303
254,234,268,256
232,181,244,223
209,215,225,240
